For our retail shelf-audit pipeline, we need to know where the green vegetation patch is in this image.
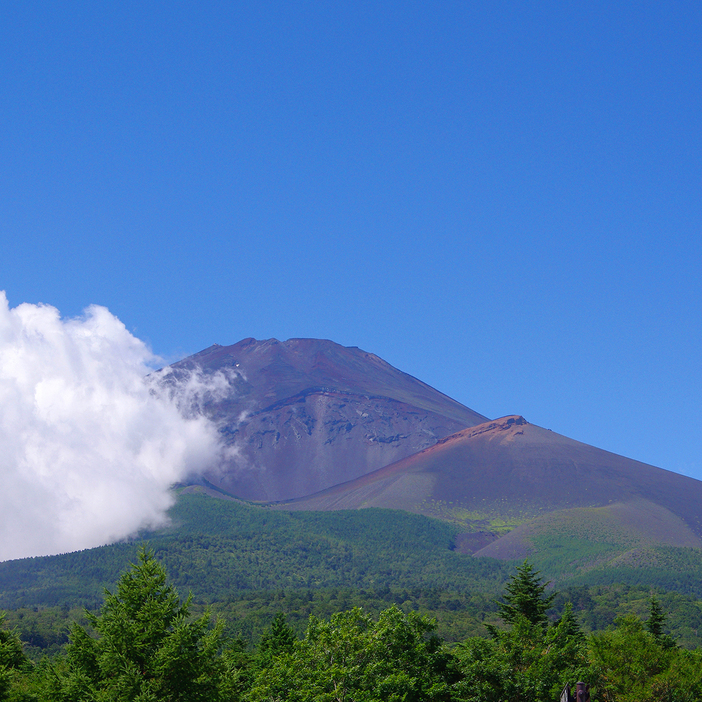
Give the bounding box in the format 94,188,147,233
516,502,702,593
418,498,536,534
3,553,702,702
0,493,509,611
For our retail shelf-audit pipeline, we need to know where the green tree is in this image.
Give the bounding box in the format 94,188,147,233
247,605,455,702
454,605,588,702
46,547,225,702
219,637,255,702
495,560,555,630
645,596,676,650
454,563,586,702
0,613,27,701
588,614,702,702
256,612,296,667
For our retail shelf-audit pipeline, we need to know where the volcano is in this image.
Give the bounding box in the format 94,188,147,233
167,337,488,501
275,415,702,558
165,338,702,566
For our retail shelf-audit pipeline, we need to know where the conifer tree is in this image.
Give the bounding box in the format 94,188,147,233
645,595,676,650
257,612,296,666
496,560,555,629
49,546,225,701
645,595,666,639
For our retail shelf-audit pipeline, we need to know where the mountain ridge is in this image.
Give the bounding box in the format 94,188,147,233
270,413,702,561
159,337,702,568
166,337,488,501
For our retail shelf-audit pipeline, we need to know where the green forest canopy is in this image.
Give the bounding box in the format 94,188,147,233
2,551,702,702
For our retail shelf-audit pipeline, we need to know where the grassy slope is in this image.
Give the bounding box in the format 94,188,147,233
470,498,702,588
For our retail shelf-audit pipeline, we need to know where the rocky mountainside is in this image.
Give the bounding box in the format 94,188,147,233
164,338,702,569
168,337,488,501
277,415,702,559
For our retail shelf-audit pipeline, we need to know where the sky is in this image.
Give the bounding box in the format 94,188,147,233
0,2,701,556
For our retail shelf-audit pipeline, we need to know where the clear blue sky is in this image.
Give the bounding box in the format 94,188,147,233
2,2,701,479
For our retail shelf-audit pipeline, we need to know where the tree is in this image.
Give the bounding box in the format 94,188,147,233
588,614,702,702
454,603,589,702
247,605,455,702
645,596,676,650
257,612,296,667
0,612,27,702
495,560,555,630
47,546,225,702
454,563,586,702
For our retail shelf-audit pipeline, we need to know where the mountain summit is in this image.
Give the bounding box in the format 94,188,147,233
170,338,488,501
166,338,702,569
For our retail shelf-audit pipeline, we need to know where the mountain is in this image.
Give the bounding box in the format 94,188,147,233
167,338,488,501
163,338,702,573
3,337,702,619
274,416,702,561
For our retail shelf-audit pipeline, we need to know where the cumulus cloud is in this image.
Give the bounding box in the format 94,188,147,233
0,292,225,562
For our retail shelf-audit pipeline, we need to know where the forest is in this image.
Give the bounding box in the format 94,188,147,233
5,494,702,614
2,549,702,702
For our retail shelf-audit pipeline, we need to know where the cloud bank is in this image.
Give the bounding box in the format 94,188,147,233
0,292,225,562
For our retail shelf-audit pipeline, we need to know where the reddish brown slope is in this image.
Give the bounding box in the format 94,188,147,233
277,416,702,541
167,338,488,501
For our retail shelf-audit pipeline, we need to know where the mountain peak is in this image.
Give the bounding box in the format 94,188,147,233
171,337,488,501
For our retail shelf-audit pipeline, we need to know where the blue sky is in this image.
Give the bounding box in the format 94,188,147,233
2,2,701,479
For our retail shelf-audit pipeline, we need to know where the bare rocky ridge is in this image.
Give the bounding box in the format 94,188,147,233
168,338,488,501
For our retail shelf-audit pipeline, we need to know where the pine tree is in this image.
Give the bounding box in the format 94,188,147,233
551,603,584,643
496,560,555,629
50,546,225,701
645,596,666,639
257,612,296,666
645,595,676,650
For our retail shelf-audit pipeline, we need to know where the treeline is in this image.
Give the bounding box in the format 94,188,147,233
0,495,510,610
6,576,702,660
5,494,702,617
2,552,701,702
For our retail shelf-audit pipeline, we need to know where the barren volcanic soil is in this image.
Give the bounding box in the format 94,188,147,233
276,416,702,550
167,338,488,501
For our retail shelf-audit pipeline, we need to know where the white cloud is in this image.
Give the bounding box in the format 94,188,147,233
0,292,225,561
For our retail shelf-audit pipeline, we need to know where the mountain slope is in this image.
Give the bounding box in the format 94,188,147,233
0,491,508,610
167,338,488,501
162,338,702,573
275,416,702,558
